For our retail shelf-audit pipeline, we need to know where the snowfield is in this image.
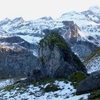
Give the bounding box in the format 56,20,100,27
0,80,89,100
0,79,14,89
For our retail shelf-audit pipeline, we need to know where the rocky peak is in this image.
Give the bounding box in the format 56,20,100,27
89,5,100,13
0,18,11,26
12,17,25,23
62,21,78,45
38,31,87,78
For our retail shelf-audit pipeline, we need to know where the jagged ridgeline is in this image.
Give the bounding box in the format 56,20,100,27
0,46,38,79
38,31,87,78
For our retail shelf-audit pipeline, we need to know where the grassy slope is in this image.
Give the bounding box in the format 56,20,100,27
84,48,100,62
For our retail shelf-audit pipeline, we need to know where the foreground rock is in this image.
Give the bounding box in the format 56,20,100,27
76,71,100,94
38,31,87,78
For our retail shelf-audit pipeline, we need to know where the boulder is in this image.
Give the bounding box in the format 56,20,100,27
76,71,100,94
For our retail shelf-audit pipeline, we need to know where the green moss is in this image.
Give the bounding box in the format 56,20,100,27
69,72,86,88
56,78,68,83
39,31,69,50
96,98,100,100
31,78,66,93
31,77,68,87
17,81,25,90
39,78,55,85
31,80,40,86
4,84,14,91
4,80,26,91
88,90,100,100
84,48,100,62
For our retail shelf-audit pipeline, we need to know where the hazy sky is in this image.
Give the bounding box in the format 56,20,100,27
0,0,100,20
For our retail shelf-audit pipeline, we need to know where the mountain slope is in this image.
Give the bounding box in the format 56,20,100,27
0,46,38,79
83,48,100,73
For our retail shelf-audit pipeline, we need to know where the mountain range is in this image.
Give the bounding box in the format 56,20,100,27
0,5,100,59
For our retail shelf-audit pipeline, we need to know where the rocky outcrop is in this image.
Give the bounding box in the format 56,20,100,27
76,71,100,94
62,21,78,44
38,31,87,78
0,46,38,79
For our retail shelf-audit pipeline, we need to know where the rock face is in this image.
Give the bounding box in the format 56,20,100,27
0,46,38,79
62,21,78,45
38,31,87,78
62,21,98,59
76,71,100,94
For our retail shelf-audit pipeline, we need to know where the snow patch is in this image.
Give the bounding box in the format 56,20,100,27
18,35,42,44
0,80,89,100
0,79,14,89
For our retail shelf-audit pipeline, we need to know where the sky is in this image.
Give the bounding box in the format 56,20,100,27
0,0,100,21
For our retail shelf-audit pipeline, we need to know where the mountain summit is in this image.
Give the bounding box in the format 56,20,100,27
89,5,100,13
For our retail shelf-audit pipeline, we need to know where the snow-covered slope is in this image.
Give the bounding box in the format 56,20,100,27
57,6,100,41
89,5,100,15
0,80,89,100
0,6,99,40
83,48,100,73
